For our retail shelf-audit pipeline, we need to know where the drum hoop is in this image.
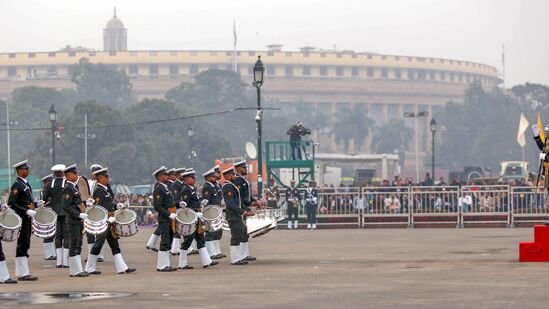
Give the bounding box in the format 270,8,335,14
33,208,58,224
176,209,197,224
114,209,137,224
0,212,23,229
202,206,222,220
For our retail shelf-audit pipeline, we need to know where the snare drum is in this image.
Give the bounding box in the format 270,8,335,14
84,206,109,235
202,206,224,232
32,207,57,238
246,210,275,237
0,210,22,242
114,208,139,237
175,208,197,236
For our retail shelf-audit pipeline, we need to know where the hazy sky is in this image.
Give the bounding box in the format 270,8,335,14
1,0,547,86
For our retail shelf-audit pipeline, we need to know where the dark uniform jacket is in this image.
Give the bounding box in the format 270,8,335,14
42,177,66,216
233,175,254,211
305,187,319,206
93,183,115,212
201,181,222,206
8,177,35,219
63,181,83,225
181,184,200,210
285,186,301,206
222,181,244,222
170,180,184,208
153,182,173,223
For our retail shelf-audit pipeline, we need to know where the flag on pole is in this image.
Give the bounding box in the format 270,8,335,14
233,19,237,48
517,113,529,147
538,112,546,142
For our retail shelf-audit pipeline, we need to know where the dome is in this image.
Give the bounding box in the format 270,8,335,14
106,7,125,29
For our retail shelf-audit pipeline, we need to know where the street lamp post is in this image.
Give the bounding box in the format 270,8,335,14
403,111,428,183
252,56,265,197
430,118,437,183
2,101,18,186
187,126,195,166
48,104,58,166
76,114,96,168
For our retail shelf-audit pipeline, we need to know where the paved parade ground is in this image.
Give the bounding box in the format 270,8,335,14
2,227,549,308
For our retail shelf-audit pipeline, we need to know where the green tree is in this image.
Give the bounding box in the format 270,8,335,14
69,58,133,108
332,104,374,153
370,119,414,154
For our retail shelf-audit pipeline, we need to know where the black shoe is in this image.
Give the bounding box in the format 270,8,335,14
178,265,194,270
88,270,101,275
17,275,38,281
170,252,180,256
0,278,17,284
231,260,248,265
56,265,64,268
70,272,89,277
219,253,227,258
203,261,219,269
146,246,158,252
119,267,136,274
211,254,222,260
245,256,257,261
45,256,56,261
157,266,177,272
97,258,104,262
188,249,198,255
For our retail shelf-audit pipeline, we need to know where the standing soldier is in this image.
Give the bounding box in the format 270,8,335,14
233,160,257,262
286,180,301,229
40,173,56,261
178,169,218,269
63,164,89,277
43,164,69,268
152,166,177,272
202,167,223,259
169,168,185,256
85,167,136,275
8,160,40,281
0,203,17,284
222,166,254,265
304,180,319,229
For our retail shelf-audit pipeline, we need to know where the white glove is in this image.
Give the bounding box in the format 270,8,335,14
79,213,88,220
169,213,177,220
0,204,8,211
533,125,541,137
85,198,95,207
541,153,547,161
179,201,187,208
200,199,209,207
108,216,116,223
116,203,125,210
26,209,37,217
146,210,153,216
36,200,45,208
196,212,204,219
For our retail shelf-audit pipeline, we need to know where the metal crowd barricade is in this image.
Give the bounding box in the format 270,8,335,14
460,185,511,227
360,187,411,228
510,186,549,227
409,186,460,227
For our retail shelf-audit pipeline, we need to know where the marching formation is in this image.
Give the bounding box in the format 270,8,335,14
0,158,274,283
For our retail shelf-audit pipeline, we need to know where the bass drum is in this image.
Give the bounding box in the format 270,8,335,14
84,206,109,235
175,208,197,236
32,207,57,238
0,210,22,242
114,208,139,237
202,206,224,232
77,176,91,202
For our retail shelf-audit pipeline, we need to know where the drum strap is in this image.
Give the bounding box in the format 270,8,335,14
168,207,177,233
108,210,120,239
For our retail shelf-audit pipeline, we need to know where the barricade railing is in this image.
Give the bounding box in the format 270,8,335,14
510,186,549,227
360,187,411,227
460,185,511,227
409,186,460,227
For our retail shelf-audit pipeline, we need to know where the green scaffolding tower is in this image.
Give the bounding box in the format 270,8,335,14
265,141,315,188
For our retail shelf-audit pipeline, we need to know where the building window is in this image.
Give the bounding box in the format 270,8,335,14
129,64,138,75
149,64,159,75
7,67,17,77
169,64,179,75
68,51,76,57
408,69,415,80
302,65,311,76
458,74,463,82
48,52,56,57
28,53,35,58
320,66,327,76
440,71,446,81
395,69,402,79
47,67,57,77
189,64,199,74
450,73,455,81
9,53,16,58
381,68,388,79
417,70,426,80
266,65,275,76
285,65,293,77
336,67,344,76
367,67,374,78
351,66,359,77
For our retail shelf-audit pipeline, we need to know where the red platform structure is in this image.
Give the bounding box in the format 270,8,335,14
519,225,549,262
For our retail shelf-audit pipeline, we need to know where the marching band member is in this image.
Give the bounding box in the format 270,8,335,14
212,165,226,259
63,164,89,277
8,160,40,281
86,164,105,262
178,169,218,269
40,173,56,261
152,166,177,272
202,167,223,259
169,168,186,256
0,203,17,284
222,166,254,265
85,167,136,275
43,164,70,268
233,160,257,262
